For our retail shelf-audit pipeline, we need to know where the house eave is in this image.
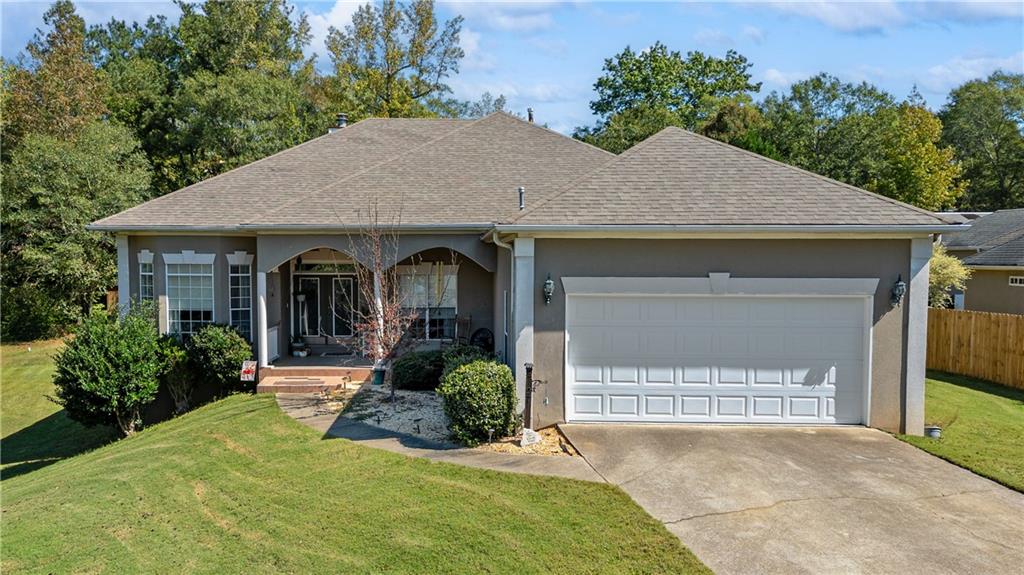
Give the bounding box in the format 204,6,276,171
965,264,1024,271
88,223,496,235
491,223,963,238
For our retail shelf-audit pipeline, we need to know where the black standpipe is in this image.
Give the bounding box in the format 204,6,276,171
524,362,534,429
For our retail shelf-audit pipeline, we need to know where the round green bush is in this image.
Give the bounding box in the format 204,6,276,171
53,306,162,436
187,325,253,393
437,360,518,447
441,344,493,378
392,350,444,390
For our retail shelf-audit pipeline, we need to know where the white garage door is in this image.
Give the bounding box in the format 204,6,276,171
565,295,869,424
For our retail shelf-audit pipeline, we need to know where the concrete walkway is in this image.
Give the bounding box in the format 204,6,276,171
277,394,602,483
561,424,1024,575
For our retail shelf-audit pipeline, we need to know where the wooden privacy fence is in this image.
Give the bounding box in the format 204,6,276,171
927,308,1024,390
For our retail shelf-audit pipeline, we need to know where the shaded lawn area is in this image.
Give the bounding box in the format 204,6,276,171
899,371,1024,493
1,340,117,479
2,394,708,574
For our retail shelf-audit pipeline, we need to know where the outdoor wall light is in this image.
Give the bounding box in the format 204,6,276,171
891,274,907,307
543,274,555,305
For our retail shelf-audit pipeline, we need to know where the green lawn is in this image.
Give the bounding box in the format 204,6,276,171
1,340,117,479
899,371,1024,492
1,343,707,574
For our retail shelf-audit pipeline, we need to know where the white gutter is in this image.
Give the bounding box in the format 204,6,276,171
488,230,515,366
88,223,495,234
492,224,965,234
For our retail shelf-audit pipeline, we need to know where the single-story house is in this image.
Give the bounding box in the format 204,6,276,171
90,112,961,435
943,209,1024,315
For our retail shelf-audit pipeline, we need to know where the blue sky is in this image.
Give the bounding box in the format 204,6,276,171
3,1,1022,133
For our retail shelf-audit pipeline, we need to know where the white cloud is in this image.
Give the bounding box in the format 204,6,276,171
742,24,765,44
527,36,569,57
451,78,580,106
762,68,808,88
759,1,1023,33
446,1,561,32
694,28,734,47
460,27,496,71
304,0,361,58
921,51,1024,94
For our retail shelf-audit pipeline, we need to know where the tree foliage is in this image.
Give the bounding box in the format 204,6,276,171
575,42,760,153
929,244,972,308
939,71,1024,210
325,0,463,120
52,305,163,436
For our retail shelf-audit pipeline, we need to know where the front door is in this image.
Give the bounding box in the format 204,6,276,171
296,277,320,337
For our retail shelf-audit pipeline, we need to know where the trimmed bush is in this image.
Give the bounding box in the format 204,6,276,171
187,325,253,393
392,350,444,390
437,360,517,446
441,344,493,378
158,336,195,414
53,306,162,436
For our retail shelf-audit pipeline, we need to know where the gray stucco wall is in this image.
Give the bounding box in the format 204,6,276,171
965,270,1024,315
493,246,512,362
128,235,258,336
530,238,916,433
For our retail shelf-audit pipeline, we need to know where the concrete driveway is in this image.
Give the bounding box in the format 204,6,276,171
560,425,1024,575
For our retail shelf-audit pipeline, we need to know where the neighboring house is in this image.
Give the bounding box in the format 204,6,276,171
943,209,1024,315
90,113,960,435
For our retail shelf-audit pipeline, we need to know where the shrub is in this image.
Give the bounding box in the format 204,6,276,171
441,344,493,378
0,284,78,341
392,350,444,390
187,325,253,393
158,336,195,414
52,306,162,436
437,360,518,446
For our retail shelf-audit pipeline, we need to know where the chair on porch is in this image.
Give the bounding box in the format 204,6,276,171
455,315,472,345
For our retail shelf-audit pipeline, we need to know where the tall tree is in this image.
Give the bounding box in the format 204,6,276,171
1,1,107,155
1,123,152,340
325,0,464,119
575,42,760,152
939,71,1024,210
759,73,895,187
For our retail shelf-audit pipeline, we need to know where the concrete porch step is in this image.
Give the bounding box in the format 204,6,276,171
256,374,369,394
259,366,374,381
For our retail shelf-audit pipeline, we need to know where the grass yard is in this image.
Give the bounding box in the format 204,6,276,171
1,340,117,479
1,343,707,574
899,371,1024,492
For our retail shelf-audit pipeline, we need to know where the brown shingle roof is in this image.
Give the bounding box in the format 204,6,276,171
511,127,947,226
91,117,473,229
94,116,950,231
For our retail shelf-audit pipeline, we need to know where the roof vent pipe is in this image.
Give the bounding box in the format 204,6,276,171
328,113,348,134
518,186,525,210
527,108,534,123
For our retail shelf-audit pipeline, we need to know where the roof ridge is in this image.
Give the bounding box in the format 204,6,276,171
507,126,677,223
669,127,949,225
486,111,616,158
252,115,489,223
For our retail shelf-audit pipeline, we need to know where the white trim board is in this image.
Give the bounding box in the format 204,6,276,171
561,275,880,297
163,250,216,265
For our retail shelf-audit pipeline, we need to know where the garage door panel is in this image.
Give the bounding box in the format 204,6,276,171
566,294,868,424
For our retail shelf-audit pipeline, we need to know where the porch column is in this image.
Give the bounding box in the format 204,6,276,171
116,234,130,318
904,237,931,436
372,270,384,364
257,271,269,368
513,238,535,413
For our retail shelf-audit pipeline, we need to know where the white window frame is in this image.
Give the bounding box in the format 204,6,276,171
1009,276,1024,287
138,250,155,302
164,251,216,336
227,251,254,341
397,263,459,341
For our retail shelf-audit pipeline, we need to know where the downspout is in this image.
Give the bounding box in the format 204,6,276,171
492,231,514,366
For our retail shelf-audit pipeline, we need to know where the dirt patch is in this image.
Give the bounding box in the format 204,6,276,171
477,426,578,457
208,432,258,460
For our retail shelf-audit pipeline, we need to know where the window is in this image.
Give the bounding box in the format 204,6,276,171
227,251,254,340
399,263,457,340
1010,276,1024,287
138,250,154,302
229,265,252,340
165,251,215,336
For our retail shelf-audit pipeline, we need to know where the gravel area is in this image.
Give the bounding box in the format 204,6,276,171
306,383,576,456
